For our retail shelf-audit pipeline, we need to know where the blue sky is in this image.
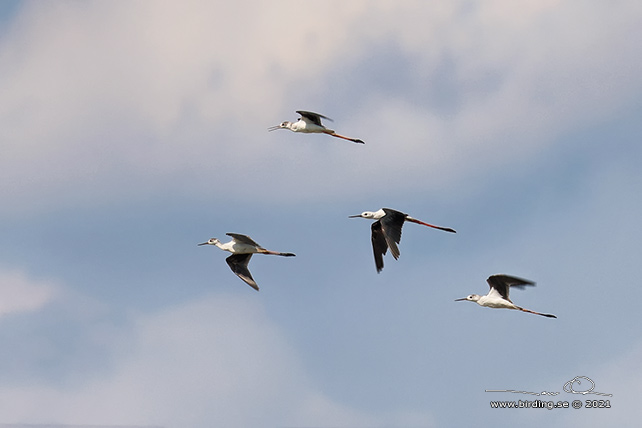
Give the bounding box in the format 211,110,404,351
0,1,641,427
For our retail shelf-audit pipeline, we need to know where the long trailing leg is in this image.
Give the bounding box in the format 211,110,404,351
257,248,296,257
405,217,456,233
517,306,557,318
324,130,365,144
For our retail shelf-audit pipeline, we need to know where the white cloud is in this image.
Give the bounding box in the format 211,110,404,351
0,269,58,316
0,293,429,427
0,1,641,215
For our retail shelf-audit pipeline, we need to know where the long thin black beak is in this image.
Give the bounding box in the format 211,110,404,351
197,242,208,246
454,298,467,301
348,215,361,218
267,125,281,131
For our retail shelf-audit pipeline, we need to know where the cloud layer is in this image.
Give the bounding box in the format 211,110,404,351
0,292,424,427
2,1,641,216
0,269,58,316
1,1,641,427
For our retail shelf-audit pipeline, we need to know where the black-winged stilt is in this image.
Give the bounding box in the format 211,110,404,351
349,208,456,272
198,233,295,291
455,274,556,318
268,110,365,144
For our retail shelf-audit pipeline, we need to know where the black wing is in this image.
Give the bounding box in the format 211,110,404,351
296,110,333,126
226,254,259,291
487,274,535,300
379,208,406,260
371,220,388,273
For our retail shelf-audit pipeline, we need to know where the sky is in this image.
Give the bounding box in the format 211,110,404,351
0,1,641,427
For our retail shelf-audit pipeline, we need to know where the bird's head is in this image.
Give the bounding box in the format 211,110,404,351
198,238,219,246
349,211,376,219
268,121,291,131
455,294,480,303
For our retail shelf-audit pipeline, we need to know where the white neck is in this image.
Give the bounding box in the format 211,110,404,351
372,209,386,219
215,240,235,252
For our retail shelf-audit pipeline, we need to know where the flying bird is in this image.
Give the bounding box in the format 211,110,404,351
455,274,557,318
268,110,365,144
198,233,295,291
349,208,456,272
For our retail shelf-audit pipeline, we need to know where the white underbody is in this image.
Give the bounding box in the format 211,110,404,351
292,120,333,134
217,241,259,254
477,295,518,310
